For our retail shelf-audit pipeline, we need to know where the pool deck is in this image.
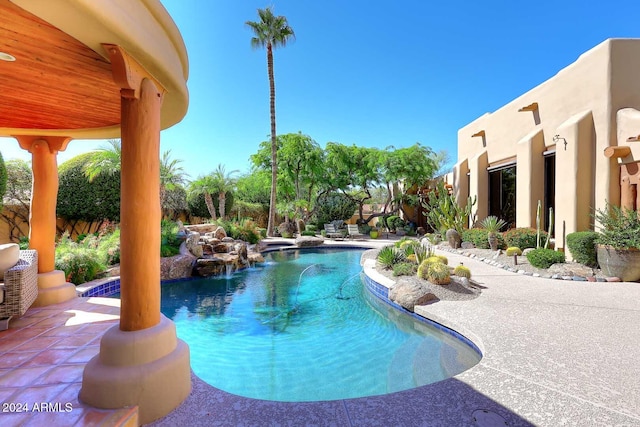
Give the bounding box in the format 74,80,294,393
1,237,639,426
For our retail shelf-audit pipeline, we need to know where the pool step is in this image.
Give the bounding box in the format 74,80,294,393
386,336,423,392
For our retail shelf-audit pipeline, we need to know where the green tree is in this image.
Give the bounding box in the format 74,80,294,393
211,164,239,219
188,175,219,220
1,159,31,241
246,7,295,237
83,139,121,182
57,153,121,234
160,150,188,217
250,132,324,219
324,143,383,223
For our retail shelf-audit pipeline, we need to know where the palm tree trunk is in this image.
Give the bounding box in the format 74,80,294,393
267,42,277,237
204,191,217,221
219,191,226,219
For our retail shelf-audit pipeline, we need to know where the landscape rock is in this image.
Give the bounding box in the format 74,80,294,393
445,229,461,249
295,236,325,247
185,232,203,258
160,253,197,280
461,241,475,250
389,281,437,312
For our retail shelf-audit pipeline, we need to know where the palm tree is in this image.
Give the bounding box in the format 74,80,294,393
160,150,189,219
189,175,218,221
246,7,295,237
160,150,189,207
84,139,121,182
211,164,238,219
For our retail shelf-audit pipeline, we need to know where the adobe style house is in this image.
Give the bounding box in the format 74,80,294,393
0,0,190,423
452,38,640,252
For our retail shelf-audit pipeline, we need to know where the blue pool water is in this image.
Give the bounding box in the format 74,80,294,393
160,249,481,402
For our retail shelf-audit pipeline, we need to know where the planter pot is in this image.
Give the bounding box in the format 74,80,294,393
369,231,379,239
596,245,640,282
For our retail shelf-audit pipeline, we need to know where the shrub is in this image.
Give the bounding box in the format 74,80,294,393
386,215,405,231
305,224,317,232
594,203,640,249
462,228,506,249
55,233,106,285
566,231,598,267
160,220,182,257
377,246,405,269
427,262,451,285
393,262,417,276
506,247,522,256
18,236,29,250
97,228,121,265
453,264,471,278
526,248,565,269
313,192,358,228
504,228,545,250
301,230,316,236
222,219,262,244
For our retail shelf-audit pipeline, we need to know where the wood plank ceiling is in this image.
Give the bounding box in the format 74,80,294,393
0,0,121,131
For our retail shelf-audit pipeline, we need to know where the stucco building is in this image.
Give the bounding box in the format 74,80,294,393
453,38,640,252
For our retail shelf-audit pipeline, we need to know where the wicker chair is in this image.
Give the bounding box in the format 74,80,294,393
0,250,38,330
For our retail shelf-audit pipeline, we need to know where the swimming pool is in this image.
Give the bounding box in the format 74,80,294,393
161,248,481,402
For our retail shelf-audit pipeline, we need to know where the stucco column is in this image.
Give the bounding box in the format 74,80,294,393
469,151,489,226
15,136,77,306
119,77,162,331
80,44,190,425
515,130,545,228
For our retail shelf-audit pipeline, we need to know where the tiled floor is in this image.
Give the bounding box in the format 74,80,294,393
0,297,137,427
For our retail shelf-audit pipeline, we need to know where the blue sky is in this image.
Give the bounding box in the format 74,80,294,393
3,0,640,178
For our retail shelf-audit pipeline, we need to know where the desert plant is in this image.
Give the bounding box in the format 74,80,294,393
462,228,507,250
393,262,417,277
305,224,318,232
427,261,451,285
422,180,476,235
503,228,543,249
453,264,471,278
377,246,405,269
526,248,565,269
594,203,640,249
417,258,436,279
436,255,448,265
566,231,598,267
506,247,522,256
481,216,507,250
413,244,433,264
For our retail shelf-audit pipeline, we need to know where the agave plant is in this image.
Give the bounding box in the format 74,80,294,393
481,216,507,251
377,246,405,269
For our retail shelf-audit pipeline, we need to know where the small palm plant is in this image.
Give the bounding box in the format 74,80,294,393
481,216,507,251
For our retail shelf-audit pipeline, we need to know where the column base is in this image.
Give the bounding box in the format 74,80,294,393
31,270,77,307
80,315,191,425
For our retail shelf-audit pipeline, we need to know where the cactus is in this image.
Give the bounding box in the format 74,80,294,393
407,254,417,263
436,255,448,265
544,207,554,249
506,247,522,256
427,261,451,285
453,264,471,279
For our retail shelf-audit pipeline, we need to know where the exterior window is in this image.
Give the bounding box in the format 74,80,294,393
489,166,516,228
544,154,556,233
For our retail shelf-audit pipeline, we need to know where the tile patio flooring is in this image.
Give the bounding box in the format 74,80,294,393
0,297,137,427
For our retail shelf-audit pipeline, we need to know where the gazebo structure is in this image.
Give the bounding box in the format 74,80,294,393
0,0,191,423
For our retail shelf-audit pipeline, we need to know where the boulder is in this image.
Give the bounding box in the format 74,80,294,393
213,226,227,240
160,253,196,280
295,236,325,247
389,281,437,312
192,258,225,277
445,229,461,249
184,224,218,234
213,243,231,253
221,236,234,243
461,241,475,250
185,232,203,257
248,252,265,264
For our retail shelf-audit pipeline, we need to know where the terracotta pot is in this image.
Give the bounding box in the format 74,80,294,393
596,245,640,282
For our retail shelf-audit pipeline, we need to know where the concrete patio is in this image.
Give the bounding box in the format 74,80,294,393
0,239,639,426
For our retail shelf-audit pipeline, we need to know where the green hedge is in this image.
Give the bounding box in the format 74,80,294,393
503,228,547,249
526,248,565,269
566,231,598,267
462,228,505,249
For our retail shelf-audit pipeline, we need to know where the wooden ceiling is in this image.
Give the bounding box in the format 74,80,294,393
0,0,121,132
